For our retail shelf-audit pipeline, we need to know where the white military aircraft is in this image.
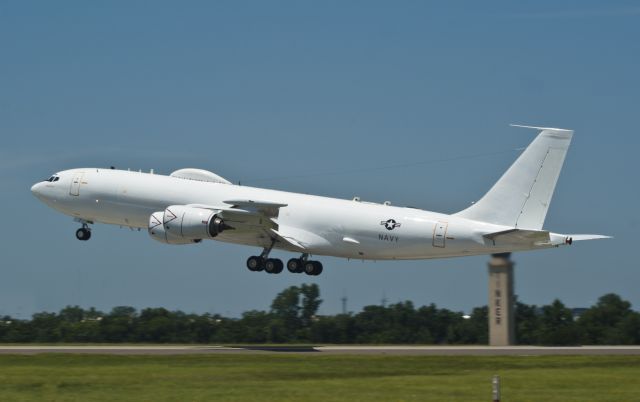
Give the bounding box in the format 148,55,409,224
31,125,609,276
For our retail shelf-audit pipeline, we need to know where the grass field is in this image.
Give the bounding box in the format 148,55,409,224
0,354,639,401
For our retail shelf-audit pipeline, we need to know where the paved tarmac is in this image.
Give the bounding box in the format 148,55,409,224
0,345,639,355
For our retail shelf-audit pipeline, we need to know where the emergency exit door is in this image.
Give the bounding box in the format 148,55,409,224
432,221,448,248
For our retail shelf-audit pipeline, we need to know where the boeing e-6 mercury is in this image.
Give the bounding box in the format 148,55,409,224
31,125,609,276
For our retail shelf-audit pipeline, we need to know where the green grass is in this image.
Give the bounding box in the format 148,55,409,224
0,354,639,401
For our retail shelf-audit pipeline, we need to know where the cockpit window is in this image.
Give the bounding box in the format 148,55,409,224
45,175,60,182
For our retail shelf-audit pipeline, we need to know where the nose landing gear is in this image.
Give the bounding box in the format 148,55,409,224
75,220,92,241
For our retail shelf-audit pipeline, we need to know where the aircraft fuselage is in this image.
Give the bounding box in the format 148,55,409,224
31,167,568,261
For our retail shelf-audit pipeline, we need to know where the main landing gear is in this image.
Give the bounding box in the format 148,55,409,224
286,255,323,276
75,221,92,241
246,247,324,276
247,256,283,274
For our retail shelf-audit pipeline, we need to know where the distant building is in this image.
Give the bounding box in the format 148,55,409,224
571,308,588,320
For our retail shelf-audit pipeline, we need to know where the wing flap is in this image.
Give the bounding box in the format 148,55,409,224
187,200,328,252
223,199,287,218
271,225,331,252
270,228,307,250
188,199,287,226
186,201,282,233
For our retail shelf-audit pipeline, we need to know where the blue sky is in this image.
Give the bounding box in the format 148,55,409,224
1,1,637,318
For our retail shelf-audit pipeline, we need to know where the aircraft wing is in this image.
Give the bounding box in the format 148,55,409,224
187,200,285,230
187,200,312,251
223,199,287,218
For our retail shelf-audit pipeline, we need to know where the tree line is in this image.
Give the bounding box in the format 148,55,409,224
0,284,638,345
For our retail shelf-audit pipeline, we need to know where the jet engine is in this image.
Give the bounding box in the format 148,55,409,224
148,205,230,244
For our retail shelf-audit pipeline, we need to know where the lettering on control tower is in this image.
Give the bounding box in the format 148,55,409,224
495,289,502,325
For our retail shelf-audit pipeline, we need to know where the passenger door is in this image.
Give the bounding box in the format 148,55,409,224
432,221,448,248
69,172,84,196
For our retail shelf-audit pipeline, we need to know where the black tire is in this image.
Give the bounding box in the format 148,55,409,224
304,261,323,276
246,256,264,272
76,228,91,241
304,261,317,276
273,259,284,274
265,258,279,274
287,258,302,273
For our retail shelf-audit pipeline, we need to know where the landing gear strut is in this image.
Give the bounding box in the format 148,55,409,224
75,221,92,241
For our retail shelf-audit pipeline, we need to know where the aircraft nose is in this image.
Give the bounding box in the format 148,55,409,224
31,182,44,198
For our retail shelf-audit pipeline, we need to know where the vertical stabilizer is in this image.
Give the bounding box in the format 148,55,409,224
455,125,573,229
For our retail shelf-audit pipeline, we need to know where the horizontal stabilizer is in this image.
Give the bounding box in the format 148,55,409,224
568,234,613,241
483,229,612,248
483,229,550,246
509,124,573,132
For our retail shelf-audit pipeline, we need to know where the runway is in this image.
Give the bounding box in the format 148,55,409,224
0,345,639,355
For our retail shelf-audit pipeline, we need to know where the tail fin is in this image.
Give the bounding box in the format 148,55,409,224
455,125,573,229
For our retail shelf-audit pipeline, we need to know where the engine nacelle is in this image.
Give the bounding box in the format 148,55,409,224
148,206,230,244
148,211,195,244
